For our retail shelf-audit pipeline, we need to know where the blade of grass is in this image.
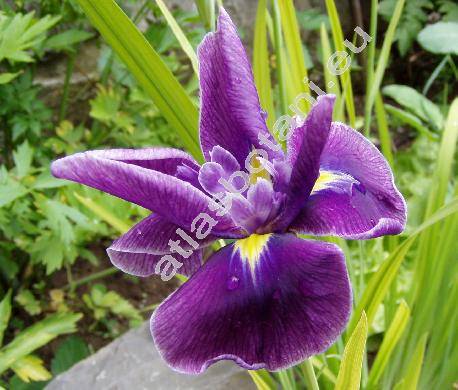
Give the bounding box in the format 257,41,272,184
374,93,394,167
324,0,356,127
278,0,311,113
320,22,343,121
195,0,215,31
347,196,458,335
271,0,288,115
335,312,368,390
253,0,275,129
366,300,410,388
299,359,319,390
365,0,405,136
154,0,199,75
75,0,202,161
248,370,276,390
0,290,12,347
393,333,428,390
74,192,131,234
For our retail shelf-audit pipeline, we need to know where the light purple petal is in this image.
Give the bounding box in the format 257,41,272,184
51,150,235,233
290,122,407,239
198,8,282,164
107,214,215,277
275,95,335,229
151,234,351,373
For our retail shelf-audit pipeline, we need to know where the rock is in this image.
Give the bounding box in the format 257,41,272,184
46,321,255,390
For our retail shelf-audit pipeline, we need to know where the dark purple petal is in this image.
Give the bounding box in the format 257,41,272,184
275,96,335,229
80,148,200,175
151,234,351,373
107,214,215,277
290,122,406,239
198,8,282,164
51,151,235,233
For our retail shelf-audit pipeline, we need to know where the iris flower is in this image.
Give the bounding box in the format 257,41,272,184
51,9,406,374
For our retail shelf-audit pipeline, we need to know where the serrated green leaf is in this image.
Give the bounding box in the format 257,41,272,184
11,355,51,383
13,142,34,179
0,312,82,376
15,290,42,316
0,71,21,84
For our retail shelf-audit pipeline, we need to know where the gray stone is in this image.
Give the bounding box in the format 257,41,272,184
46,321,256,390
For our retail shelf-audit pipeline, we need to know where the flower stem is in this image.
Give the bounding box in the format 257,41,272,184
300,359,319,390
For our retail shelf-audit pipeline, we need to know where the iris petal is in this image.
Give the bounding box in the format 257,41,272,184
151,234,351,373
198,8,282,164
107,214,215,277
290,122,406,239
51,149,235,234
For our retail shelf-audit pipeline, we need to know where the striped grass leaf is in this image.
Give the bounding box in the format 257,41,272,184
194,0,216,31
393,333,428,390
320,22,343,121
277,368,296,390
335,312,368,390
75,0,202,161
154,0,199,75
324,0,356,127
74,192,131,234
248,369,276,390
0,313,82,376
253,0,276,129
374,93,394,167
365,0,405,136
347,196,458,335
0,290,12,347
367,300,410,388
278,0,311,113
271,0,288,115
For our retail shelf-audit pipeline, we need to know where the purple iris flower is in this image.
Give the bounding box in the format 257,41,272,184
51,9,406,374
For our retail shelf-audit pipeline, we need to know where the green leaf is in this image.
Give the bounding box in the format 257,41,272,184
324,0,356,127
365,0,405,134
0,312,82,376
279,0,311,114
417,22,458,55
154,0,198,74
335,312,368,390
253,0,275,129
0,12,60,63
383,84,444,130
367,300,410,387
348,196,458,334
45,29,94,52
51,336,89,375
75,0,202,160
393,333,428,390
15,290,42,316
248,369,276,390
0,71,21,84
0,290,12,346
0,180,28,208
74,192,130,234
11,355,51,383
13,141,34,179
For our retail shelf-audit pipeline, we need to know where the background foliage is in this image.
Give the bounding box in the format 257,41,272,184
0,0,457,389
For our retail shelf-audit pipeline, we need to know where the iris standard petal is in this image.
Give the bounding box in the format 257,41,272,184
197,8,281,164
51,150,235,233
290,122,407,239
107,214,215,277
151,233,351,374
274,95,335,229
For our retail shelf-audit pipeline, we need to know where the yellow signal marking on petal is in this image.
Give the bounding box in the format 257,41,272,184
234,233,271,273
311,170,353,194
